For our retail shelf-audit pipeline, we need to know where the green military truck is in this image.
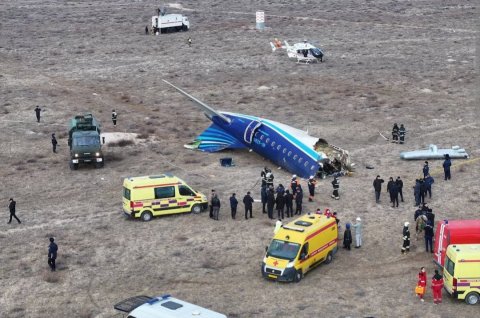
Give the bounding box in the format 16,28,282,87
68,113,104,170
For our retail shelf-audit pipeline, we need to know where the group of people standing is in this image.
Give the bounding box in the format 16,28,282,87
416,267,444,304
391,123,407,144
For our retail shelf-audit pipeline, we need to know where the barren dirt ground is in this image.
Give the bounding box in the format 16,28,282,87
0,1,479,317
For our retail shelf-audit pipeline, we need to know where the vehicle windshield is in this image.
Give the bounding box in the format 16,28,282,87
73,136,100,146
267,239,300,261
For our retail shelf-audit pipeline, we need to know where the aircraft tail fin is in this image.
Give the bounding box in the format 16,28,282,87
185,123,246,152
163,80,232,124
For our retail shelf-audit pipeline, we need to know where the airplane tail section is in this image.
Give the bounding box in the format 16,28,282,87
163,80,232,124
184,123,246,152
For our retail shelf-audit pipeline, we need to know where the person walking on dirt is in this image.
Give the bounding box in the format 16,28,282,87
424,174,434,199
423,161,429,178
402,222,410,254
431,270,444,304
294,188,303,215
51,133,58,153
284,190,293,218
352,217,362,248
48,237,58,271
413,179,422,207
8,198,21,224
443,154,452,180
390,180,399,208
373,175,384,203
187,37,192,47
145,26,149,35
34,106,42,122
391,123,399,143
424,221,434,253
307,176,316,202
211,194,221,221
343,223,352,250
399,124,406,144
209,189,215,219
229,193,238,219
416,267,427,302
243,191,254,220
111,109,117,126
331,177,340,200
395,176,404,202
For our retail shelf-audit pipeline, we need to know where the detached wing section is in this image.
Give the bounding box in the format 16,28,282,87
184,123,246,152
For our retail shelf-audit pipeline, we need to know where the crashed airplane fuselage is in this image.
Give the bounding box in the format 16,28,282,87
163,80,353,179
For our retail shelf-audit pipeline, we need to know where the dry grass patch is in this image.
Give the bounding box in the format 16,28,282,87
42,270,60,283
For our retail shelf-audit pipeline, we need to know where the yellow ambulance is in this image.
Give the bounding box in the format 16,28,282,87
122,174,208,221
443,244,480,305
261,213,338,282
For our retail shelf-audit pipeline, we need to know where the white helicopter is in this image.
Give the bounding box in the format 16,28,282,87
270,39,324,63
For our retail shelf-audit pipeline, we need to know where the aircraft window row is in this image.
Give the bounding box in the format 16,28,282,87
271,141,276,147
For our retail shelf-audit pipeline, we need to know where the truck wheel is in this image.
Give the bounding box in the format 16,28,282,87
95,162,104,169
191,204,202,214
294,269,303,283
141,211,153,222
182,25,188,31
70,162,78,170
324,251,333,264
465,292,479,305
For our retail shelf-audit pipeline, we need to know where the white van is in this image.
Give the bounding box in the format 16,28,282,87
114,294,227,318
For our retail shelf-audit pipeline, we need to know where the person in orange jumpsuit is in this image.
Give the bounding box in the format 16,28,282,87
416,267,427,302
431,270,444,304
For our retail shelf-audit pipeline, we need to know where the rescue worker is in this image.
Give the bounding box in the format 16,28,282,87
426,208,435,226
443,154,452,180
209,189,215,219
8,198,21,224
294,188,303,215
391,123,399,143
390,180,399,208
266,188,275,219
416,267,427,302
332,212,340,227
413,179,421,207
211,194,221,220
402,222,410,254
284,190,293,218
423,161,429,178
424,221,434,253
261,186,267,214
48,237,58,271
290,175,299,196
387,177,395,203
261,167,269,187
51,133,58,153
419,179,426,204
145,25,149,35
373,175,384,203
275,190,285,220
275,183,285,196
187,37,192,47
395,176,404,202
424,174,434,199
307,176,316,202
399,124,406,144
352,217,362,248
343,223,352,250
229,193,238,219
324,208,332,218
414,206,424,222
431,270,444,304
34,105,42,122
331,177,340,200
265,171,274,189
111,109,117,126
243,191,254,220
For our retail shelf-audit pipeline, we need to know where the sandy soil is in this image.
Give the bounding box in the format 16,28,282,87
0,1,479,317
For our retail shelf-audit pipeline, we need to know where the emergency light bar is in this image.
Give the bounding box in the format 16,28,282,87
282,225,305,232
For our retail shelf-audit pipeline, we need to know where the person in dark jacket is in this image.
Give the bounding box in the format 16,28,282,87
229,193,238,219
419,179,426,204
395,176,404,202
34,106,42,122
392,123,399,143
414,207,424,222
111,109,117,126
294,188,303,215
284,190,293,218
423,161,429,178
265,171,274,189
48,237,58,271
51,133,58,153
413,179,421,207
402,222,410,254
390,180,399,208
443,154,452,180
424,174,434,199
211,194,221,220
209,189,215,219
8,198,21,224
266,188,275,219
275,184,285,196
261,186,267,214
373,175,384,203
343,223,352,250
145,25,149,35
424,221,434,253
425,209,435,225
331,177,340,200
387,177,395,203
307,176,316,202
399,124,406,144
275,191,285,220
243,192,254,220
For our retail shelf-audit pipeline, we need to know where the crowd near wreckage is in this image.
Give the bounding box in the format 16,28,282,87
271,39,324,63
163,80,354,179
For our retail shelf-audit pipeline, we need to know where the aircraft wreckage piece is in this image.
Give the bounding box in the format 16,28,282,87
163,80,354,179
400,144,469,160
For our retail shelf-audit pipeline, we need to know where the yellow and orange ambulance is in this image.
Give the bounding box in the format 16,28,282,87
122,174,208,221
443,244,480,305
262,212,338,282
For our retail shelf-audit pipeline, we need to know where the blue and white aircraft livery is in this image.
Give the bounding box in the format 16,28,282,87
163,80,353,179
